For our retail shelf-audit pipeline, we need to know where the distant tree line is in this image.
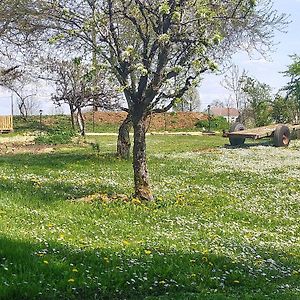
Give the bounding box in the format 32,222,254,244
217,59,300,128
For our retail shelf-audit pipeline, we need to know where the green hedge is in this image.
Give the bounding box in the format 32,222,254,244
195,116,229,131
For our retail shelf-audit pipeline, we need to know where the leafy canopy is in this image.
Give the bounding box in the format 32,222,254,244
1,0,288,116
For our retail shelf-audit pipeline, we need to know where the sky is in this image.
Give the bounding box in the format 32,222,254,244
0,0,300,115
199,0,300,109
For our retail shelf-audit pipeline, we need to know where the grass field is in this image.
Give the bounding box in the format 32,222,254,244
0,134,299,299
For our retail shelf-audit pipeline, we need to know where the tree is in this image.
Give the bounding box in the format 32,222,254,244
222,64,248,114
272,94,297,123
14,92,37,119
43,58,121,135
0,66,38,119
241,76,273,126
117,114,132,159
0,65,20,86
4,0,288,200
283,55,300,113
174,86,201,112
283,55,300,93
210,99,225,108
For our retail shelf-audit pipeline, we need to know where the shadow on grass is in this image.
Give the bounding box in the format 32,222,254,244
0,151,131,203
223,139,274,149
0,177,118,203
0,151,124,170
0,235,299,300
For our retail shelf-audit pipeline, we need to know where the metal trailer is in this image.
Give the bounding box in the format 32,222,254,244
224,123,300,147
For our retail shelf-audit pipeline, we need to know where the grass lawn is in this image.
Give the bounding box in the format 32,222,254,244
0,134,299,299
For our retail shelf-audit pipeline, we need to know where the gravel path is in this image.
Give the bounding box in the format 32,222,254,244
86,131,204,136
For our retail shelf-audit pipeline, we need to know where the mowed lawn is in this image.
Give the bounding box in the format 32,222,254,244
0,134,299,299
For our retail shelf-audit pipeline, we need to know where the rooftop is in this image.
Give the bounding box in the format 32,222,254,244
210,107,239,117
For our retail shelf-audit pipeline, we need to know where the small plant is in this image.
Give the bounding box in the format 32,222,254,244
90,142,101,156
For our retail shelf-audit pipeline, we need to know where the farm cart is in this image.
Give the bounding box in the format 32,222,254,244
224,123,300,147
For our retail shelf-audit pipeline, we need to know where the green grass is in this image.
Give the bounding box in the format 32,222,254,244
13,115,120,134
0,134,299,299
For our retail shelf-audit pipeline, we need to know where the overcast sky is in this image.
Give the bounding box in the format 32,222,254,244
0,0,300,115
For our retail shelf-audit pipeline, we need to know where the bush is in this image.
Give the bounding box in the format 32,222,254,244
35,128,76,145
195,116,229,131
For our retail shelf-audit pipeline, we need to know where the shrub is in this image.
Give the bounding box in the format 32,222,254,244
35,128,76,145
195,116,229,131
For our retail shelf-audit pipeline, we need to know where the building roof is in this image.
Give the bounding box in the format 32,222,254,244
210,107,239,117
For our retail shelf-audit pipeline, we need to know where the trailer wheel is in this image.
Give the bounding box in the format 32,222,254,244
273,125,290,147
229,122,246,146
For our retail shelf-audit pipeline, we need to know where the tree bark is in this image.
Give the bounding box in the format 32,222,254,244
69,104,76,130
18,102,27,120
132,115,153,201
117,114,131,159
70,110,75,130
77,107,85,136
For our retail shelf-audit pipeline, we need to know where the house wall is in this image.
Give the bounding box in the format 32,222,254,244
223,116,239,123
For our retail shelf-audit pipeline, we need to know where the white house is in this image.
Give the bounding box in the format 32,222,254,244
210,107,239,123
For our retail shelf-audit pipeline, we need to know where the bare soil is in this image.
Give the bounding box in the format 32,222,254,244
84,111,207,130
0,134,59,155
0,143,55,155
0,135,35,144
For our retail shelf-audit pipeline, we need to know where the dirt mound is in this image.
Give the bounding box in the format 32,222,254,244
85,111,207,130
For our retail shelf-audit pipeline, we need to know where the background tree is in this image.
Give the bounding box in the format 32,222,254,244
4,0,288,200
43,58,121,135
282,54,300,121
272,94,297,123
174,86,201,112
210,99,225,108
222,64,248,119
0,67,38,119
283,55,300,97
241,76,273,127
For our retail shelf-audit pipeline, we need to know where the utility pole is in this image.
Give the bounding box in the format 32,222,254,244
11,93,14,131
207,105,211,132
11,93,14,116
227,106,230,127
39,109,43,131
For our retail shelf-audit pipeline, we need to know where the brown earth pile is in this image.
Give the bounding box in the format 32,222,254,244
85,111,207,130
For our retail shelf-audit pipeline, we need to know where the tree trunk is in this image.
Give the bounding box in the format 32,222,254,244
77,107,85,136
117,114,132,159
69,104,76,130
18,102,27,120
132,115,153,201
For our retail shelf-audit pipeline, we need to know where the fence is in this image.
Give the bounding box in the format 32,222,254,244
0,115,13,132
